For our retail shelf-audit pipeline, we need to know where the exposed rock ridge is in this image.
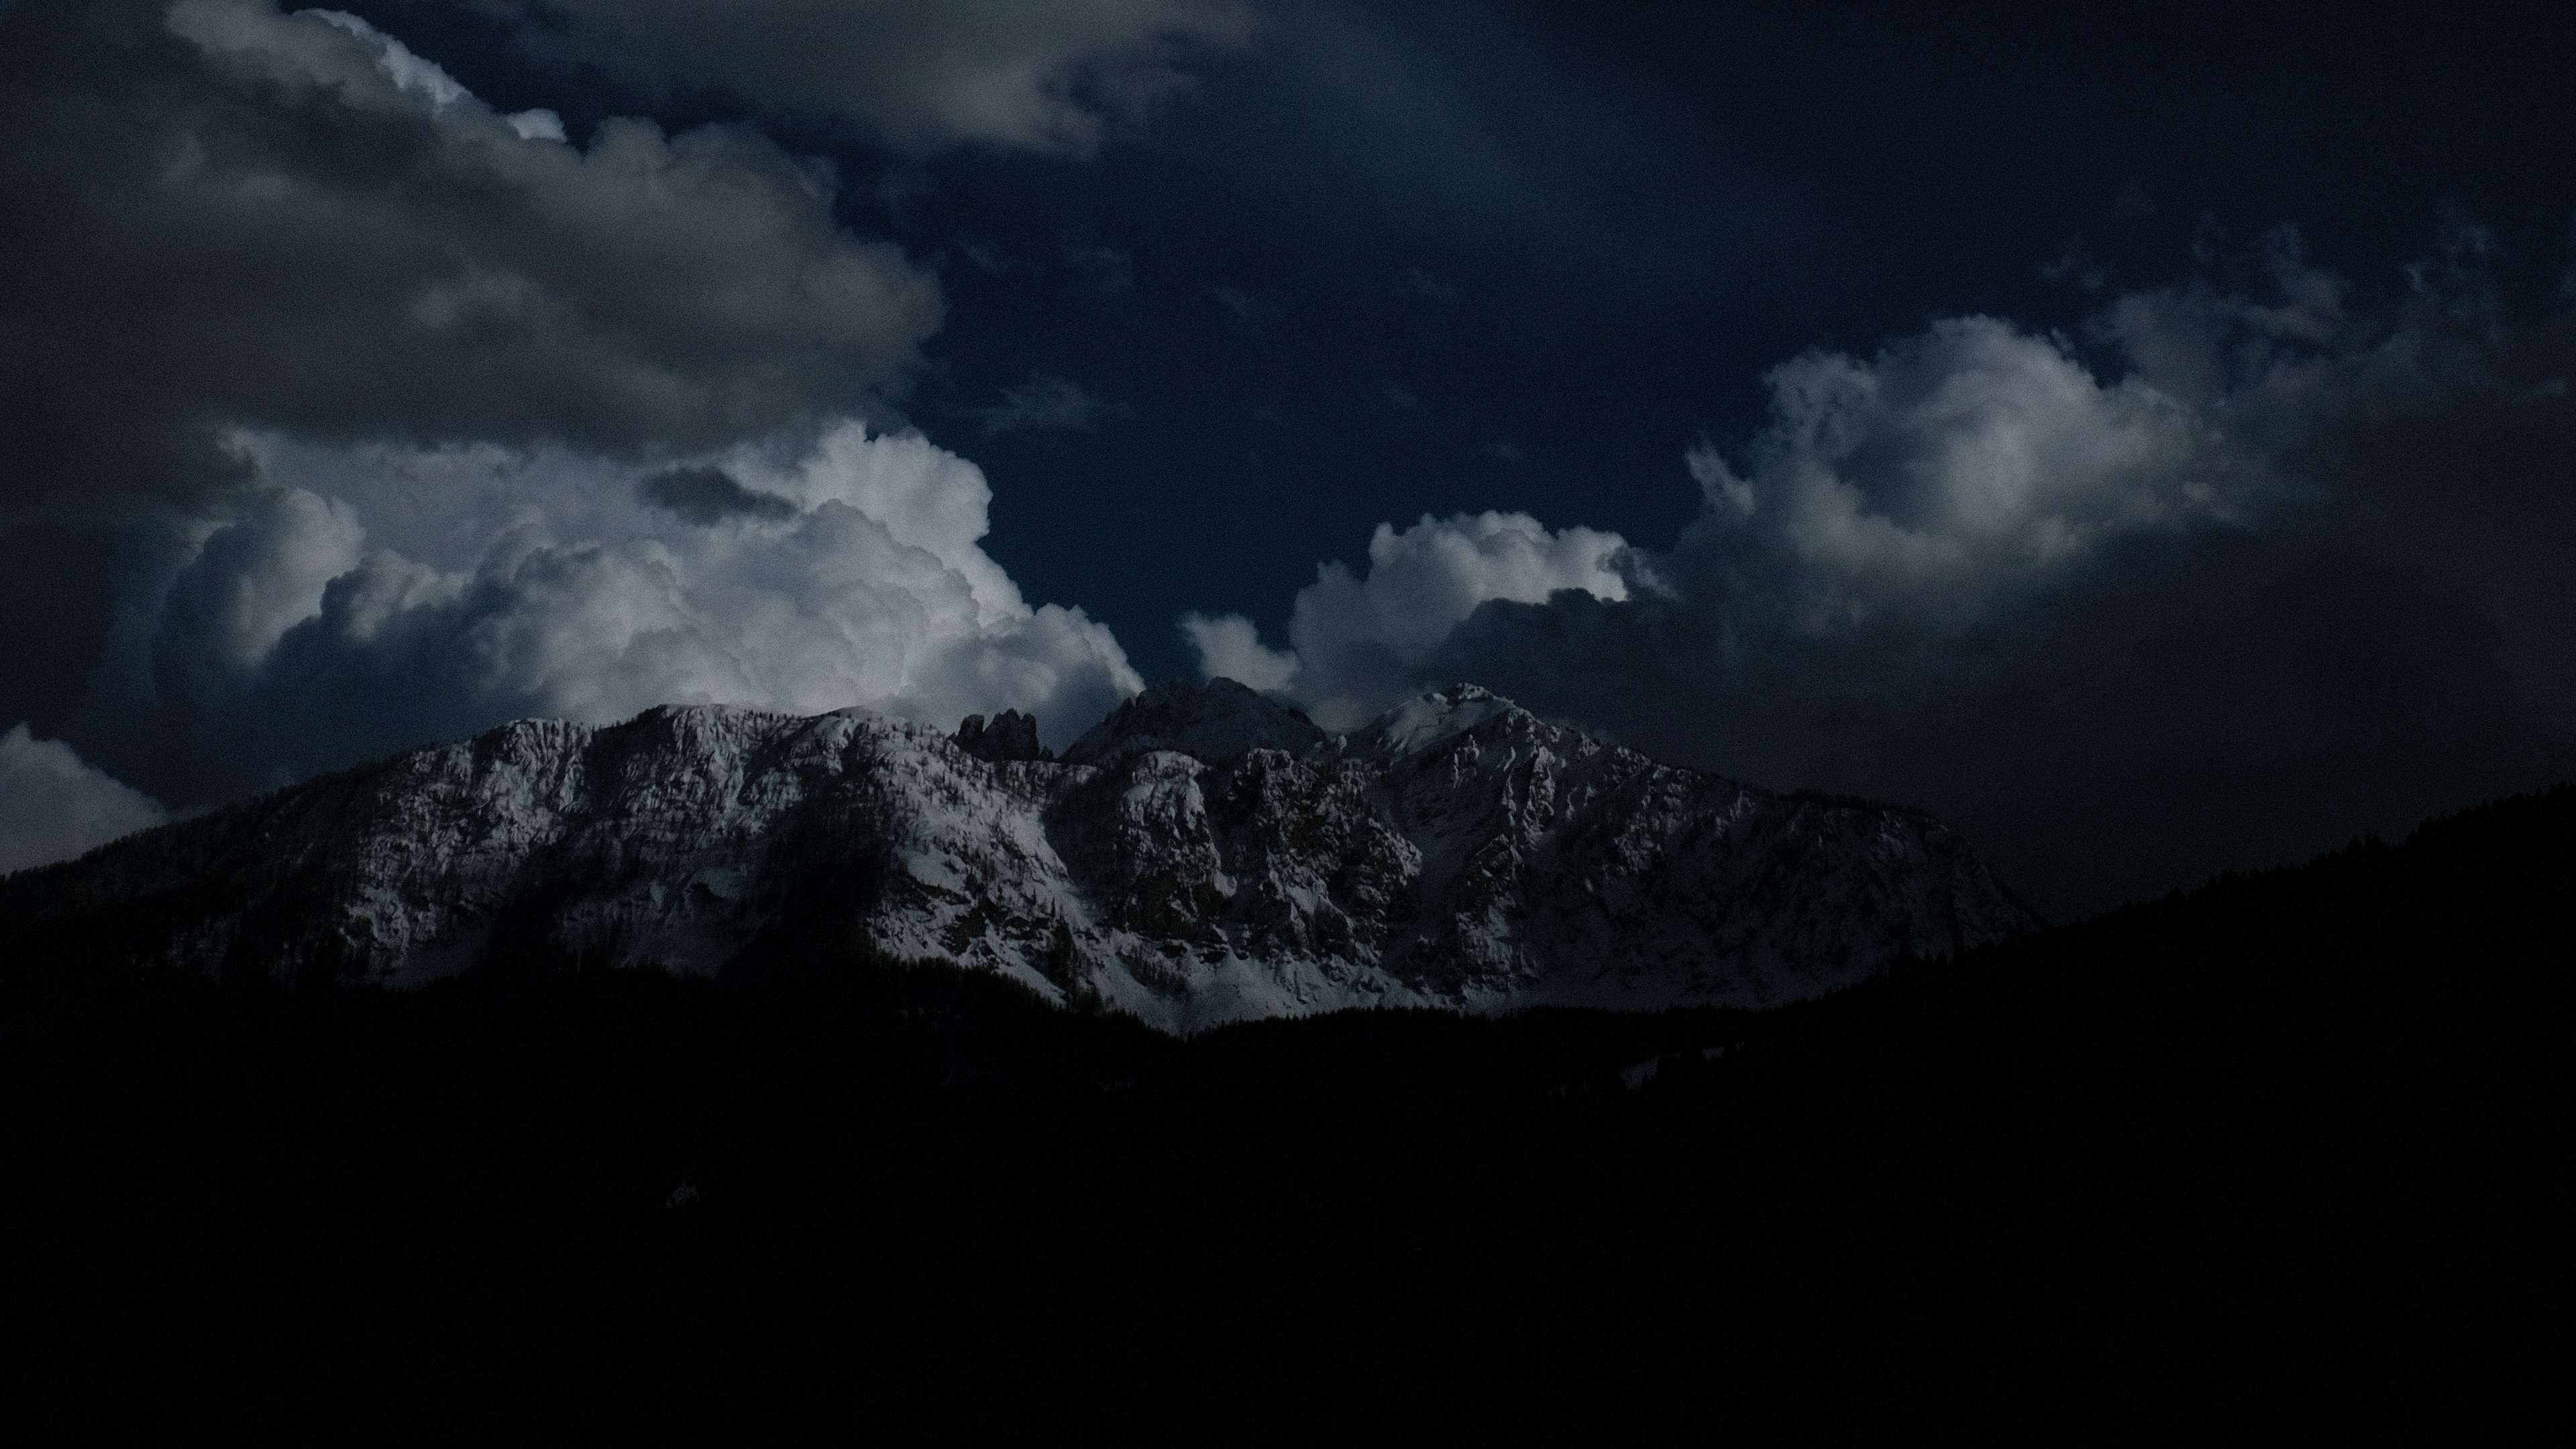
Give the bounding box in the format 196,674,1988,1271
1,684,2041,1032
955,709,1049,763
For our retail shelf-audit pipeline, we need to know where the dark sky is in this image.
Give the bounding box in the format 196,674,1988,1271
3,0,2573,914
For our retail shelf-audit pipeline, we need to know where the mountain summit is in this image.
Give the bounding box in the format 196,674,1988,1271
1,682,2037,1031
1061,677,1329,765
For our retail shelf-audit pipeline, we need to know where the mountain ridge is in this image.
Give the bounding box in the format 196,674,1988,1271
0,680,2038,1032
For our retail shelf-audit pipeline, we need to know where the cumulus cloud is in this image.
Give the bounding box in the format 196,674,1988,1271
1678,313,2240,630
0,726,168,875
1179,612,1299,694
1185,511,1632,729
1204,230,2576,914
64,422,1141,804
0,3,1152,809
484,0,1257,157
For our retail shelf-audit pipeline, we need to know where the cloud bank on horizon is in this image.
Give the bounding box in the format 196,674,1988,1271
1193,228,2576,911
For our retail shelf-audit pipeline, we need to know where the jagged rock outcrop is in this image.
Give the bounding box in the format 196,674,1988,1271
0,680,2039,1031
955,709,1049,763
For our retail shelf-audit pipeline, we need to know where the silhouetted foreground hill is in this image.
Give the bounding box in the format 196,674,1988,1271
2,786,2564,1417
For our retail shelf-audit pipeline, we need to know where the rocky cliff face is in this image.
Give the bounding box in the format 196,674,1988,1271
0,681,2039,1031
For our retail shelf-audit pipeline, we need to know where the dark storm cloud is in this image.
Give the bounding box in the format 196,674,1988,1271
478,0,1255,156
0,0,941,511
1196,229,2576,914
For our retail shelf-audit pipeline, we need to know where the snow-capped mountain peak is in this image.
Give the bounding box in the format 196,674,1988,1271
1061,676,1330,766
1358,682,1523,760
1,681,2040,1032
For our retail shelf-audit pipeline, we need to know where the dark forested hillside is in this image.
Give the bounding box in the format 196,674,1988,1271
2,787,2565,1414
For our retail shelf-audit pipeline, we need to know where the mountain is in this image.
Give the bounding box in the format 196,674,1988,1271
0,680,2035,1030
1,757,2558,1412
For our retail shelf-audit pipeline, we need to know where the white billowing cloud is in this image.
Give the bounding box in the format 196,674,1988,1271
504,108,568,142
160,488,368,671
1684,437,1755,518
0,725,168,874
1179,612,1298,693
1185,511,1631,729
1196,229,2576,916
1181,290,2304,739
1303,511,1632,657
741,424,1030,625
15,3,1171,809
1690,316,2229,629
307,7,467,107
106,421,1139,800
493,0,1257,157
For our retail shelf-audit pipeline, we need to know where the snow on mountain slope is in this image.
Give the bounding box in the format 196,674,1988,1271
1061,678,1330,765
0,683,2039,1031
